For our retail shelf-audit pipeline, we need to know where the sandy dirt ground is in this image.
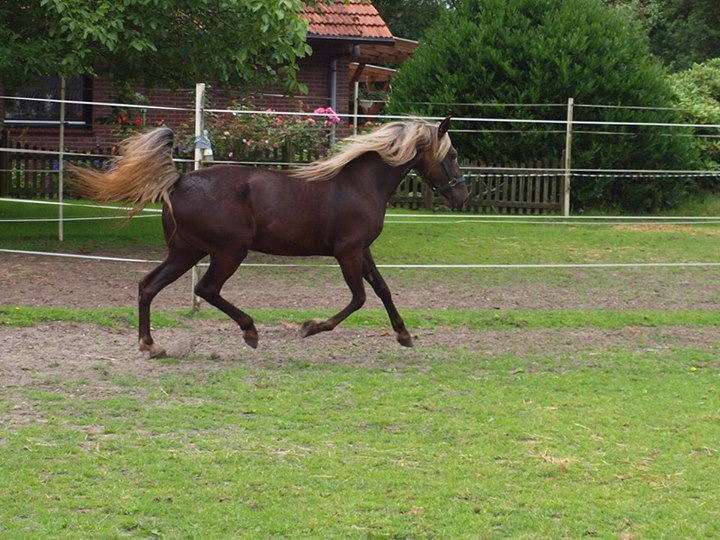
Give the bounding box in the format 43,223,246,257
2,250,719,411
4,250,720,311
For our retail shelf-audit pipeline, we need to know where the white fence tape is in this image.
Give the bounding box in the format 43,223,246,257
2,249,719,270
3,198,720,223
0,197,162,213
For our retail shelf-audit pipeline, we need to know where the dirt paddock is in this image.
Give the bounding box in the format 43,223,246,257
2,250,720,403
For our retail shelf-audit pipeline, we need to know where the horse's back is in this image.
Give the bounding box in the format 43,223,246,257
167,165,338,256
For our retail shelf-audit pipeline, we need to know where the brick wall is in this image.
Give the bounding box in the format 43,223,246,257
1,41,354,153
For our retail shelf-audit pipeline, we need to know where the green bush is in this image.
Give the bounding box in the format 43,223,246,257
388,0,702,211
671,58,720,173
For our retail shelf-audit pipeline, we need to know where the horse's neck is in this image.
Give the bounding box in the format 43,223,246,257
353,152,419,203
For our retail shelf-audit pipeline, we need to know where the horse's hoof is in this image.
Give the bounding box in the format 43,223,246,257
300,320,319,338
397,335,414,348
242,328,259,348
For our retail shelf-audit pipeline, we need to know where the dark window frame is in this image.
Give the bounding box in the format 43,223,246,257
4,76,92,126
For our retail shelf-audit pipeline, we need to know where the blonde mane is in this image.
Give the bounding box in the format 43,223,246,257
294,120,452,182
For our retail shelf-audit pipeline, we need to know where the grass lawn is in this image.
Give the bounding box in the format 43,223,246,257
1,336,719,538
2,199,720,265
2,198,720,538
4,305,720,330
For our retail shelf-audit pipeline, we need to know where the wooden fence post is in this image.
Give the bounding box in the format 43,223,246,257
283,139,294,169
423,183,433,210
0,130,9,197
563,97,574,217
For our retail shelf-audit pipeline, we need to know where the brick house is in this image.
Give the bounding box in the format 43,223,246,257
0,0,415,153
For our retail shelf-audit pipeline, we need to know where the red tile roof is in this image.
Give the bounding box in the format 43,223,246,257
302,0,393,41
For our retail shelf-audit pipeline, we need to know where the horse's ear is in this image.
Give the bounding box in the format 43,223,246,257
438,116,451,138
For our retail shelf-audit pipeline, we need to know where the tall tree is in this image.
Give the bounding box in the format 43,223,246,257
372,0,454,40
604,0,720,71
388,0,700,211
649,0,720,71
0,0,324,93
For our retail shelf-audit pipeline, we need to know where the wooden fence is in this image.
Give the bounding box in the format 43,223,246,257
392,159,563,214
1,131,563,214
1,130,63,198
464,159,563,214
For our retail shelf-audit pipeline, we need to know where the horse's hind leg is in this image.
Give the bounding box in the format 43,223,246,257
362,248,413,347
300,251,366,338
194,252,259,348
138,244,205,358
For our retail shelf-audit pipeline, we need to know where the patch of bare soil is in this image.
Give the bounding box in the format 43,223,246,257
3,251,720,311
2,321,718,395
2,250,719,426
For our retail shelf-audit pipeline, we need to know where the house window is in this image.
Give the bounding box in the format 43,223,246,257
4,76,91,125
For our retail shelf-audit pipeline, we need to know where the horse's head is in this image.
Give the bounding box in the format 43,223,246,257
416,117,468,210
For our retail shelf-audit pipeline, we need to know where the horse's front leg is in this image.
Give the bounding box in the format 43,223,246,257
300,251,365,338
362,248,412,347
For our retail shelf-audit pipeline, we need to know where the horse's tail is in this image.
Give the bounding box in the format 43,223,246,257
69,127,179,223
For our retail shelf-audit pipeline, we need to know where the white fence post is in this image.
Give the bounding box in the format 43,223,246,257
190,82,206,311
563,97,574,217
353,80,359,137
58,76,66,241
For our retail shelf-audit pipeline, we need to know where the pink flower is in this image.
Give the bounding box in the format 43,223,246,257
325,107,341,125
314,106,340,125
306,117,316,125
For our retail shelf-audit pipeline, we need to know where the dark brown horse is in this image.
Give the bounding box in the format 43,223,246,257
71,117,468,357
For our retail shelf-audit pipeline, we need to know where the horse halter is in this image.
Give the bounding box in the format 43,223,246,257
430,160,466,193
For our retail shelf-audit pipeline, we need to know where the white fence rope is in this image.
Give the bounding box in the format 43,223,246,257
383,219,720,225
0,95,194,113
3,143,720,177
4,197,720,226
5,94,720,129
204,107,720,130
4,94,720,177
5,95,706,113
2,249,719,270
0,197,162,212
0,215,157,223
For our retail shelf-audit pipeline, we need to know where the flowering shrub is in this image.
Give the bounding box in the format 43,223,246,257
207,103,341,162
97,89,168,152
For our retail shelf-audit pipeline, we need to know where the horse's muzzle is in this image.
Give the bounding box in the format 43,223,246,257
451,181,470,209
